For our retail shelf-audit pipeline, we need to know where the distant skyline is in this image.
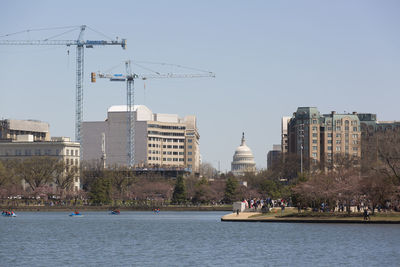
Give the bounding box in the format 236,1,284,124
1,1,399,172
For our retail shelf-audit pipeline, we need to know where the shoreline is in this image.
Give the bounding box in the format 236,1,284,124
221,212,400,224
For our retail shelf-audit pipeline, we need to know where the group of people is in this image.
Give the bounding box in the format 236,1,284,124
243,198,288,212
1,210,16,216
153,208,160,214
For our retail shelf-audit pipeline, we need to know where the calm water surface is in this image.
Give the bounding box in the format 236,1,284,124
1,211,400,266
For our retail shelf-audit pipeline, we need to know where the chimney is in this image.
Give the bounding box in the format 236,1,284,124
352,111,357,115
331,111,336,115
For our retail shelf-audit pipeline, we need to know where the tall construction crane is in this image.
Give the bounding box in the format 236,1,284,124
0,25,126,143
91,60,215,167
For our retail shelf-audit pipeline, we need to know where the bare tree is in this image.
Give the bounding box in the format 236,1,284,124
15,157,64,192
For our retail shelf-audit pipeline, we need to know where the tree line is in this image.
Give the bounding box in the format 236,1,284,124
0,129,399,211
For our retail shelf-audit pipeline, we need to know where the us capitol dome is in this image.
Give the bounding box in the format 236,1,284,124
231,132,256,176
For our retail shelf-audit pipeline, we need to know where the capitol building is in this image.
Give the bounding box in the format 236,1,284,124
231,133,256,176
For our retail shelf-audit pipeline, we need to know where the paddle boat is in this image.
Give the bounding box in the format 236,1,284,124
69,211,83,217
2,210,17,217
110,210,120,215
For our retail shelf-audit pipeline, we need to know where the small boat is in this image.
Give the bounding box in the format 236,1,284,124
110,210,120,215
2,211,17,217
69,211,83,217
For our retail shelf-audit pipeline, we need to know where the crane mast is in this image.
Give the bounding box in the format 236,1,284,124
92,60,215,167
0,25,127,144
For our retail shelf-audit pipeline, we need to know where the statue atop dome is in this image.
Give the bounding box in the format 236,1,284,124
231,132,256,176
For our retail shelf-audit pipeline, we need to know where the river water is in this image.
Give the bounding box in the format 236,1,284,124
1,211,400,266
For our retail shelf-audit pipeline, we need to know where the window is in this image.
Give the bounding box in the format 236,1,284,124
188,139,192,143
173,152,178,155
352,147,358,151
163,145,166,148
352,140,358,144
345,126,349,131
66,149,69,156
328,146,332,151
179,146,184,149
336,126,341,131
173,145,178,149
312,133,317,137
312,146,317,151
312,120,317,124
188,158,192,162
312,140,317,144
327,133,332,138
327,127,332,131
188,152,193,155
173,158,178,162
352,134,358,139
312,126,317,131
336,140,341,144
35,149,41,155
328,140,332,144
336,146,341,151
188,145,192,149
148,157,151,160
312,153,317,158
336,133,341,138
353,127,358,132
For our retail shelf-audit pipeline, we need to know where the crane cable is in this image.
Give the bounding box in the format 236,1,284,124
0,25,79,38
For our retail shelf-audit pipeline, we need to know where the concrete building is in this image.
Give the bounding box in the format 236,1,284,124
0,135,81,191
267,144,281,170
231,133,256,176
281,117,290,154
0,119,50,141
81,105,201,173
286,107,361,170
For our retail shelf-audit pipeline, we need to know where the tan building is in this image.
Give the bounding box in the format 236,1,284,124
0,119,50,141
0,135,81,191
82,105,201,173
287,107,361,171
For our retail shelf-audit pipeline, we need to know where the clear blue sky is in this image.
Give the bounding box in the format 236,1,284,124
1,1,399,172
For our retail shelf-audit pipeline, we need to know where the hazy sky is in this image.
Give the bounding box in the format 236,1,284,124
1,1,399,172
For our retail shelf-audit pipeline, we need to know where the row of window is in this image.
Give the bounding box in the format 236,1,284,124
148,138,185,142
2,148,79,157
148,131,185,136
148,124,186,130
327,146,359,151
148,150,192,156
148,144,185,149
66,158,79,166
148,157,186,162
